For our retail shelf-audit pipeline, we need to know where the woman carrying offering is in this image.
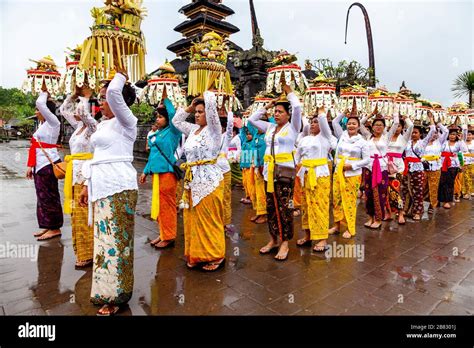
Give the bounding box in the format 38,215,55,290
172,92,226,272
60,86,97,267
139,89,182,249
248,83,302,261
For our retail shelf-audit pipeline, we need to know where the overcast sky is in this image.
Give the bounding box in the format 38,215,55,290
1,0,472,106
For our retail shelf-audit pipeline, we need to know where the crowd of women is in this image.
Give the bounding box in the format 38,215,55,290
26,70,474,315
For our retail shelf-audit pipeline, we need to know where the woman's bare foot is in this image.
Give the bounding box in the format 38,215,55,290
150,237,161,246
398,214,406,225
370,221,382,229
34,229,49,237
313,240,327,252
342,231,352,239
250,215,258,222
37,229,61,241
412,214,421,221
443,203,451,209
254,215,267,224
201,258,225,272
97,304,119,316
275,241,289,261
328,226,339,235
154,239,175,248
364,218,373,228
260,239,279,254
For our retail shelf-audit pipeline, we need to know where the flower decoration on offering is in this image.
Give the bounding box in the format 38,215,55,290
209,90,243,113
367,86,394,117
414,99,435,122
447,102,469,125
430,102,446,124
303,73,338,118
187,31,233,96
250,91,277,115
22,55,62,96
338,84,368,115
265,50,308,95
141,60,186,108
393,88,415,118
61,45,97,95
79,0,147,83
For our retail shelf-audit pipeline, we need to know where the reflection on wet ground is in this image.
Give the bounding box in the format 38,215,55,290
1,141,473,315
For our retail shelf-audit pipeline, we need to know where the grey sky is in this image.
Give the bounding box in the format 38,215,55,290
1,0,472,106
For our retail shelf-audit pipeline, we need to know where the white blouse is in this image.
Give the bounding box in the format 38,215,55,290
227,134,241,164
248,92,302,182
332,113,370,177
217,111,233,174
441,141,465,168
82,73,138,202
387,117,414,174
172,91,223,207
295,113,334,184
60,96,97,185
404,125,435,172
33,92,61,172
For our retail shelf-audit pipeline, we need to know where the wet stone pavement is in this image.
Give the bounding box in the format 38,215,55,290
0,140,473,316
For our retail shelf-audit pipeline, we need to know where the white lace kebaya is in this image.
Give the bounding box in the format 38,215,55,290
60,96,97,185
172,91,224,207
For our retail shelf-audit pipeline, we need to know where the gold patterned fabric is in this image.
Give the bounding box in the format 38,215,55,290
253,168,267,216
424,170,441,208
184,180,225,264
333,175,361,236
462,164,474,195
454,172,463,196
90,190,138,305
223,172,232,226
302,175,330,240
72,184,93,262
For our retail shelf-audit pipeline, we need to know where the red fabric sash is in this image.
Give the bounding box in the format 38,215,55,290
27,137,57,167
441,152,455,172
403,157,421,175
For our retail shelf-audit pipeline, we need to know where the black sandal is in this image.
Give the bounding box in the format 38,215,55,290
201,259,225,272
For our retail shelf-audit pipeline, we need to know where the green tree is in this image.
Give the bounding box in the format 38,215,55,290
130,101,155,124
452,70,474,108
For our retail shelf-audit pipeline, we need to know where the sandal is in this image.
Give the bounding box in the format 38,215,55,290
250,215,259,222
97,304,119,316
154,240,175,249
274,247,289,261
75,259,93,268
412,215,421,221
370,222,382,230
254,215,268,224
150,238,161,246
364,221,373,228
313,241,328,253
296,238,312,247
186,262,199,269
33,229,49,237
201,259,225,272
259,243,280,254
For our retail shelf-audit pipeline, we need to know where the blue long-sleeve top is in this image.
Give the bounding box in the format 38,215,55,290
143,98,182,175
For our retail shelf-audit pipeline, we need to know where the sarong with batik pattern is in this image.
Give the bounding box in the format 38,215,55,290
72,184,93,262
223,172,232,226
462,164,474,195
424,170,441,208
231,162,242,186
454,172,463,196
438,168,459,203
293,164,303,209
387,174,403,213
90,189,138,305
33,163,63,230
333,174,361,236
265,180,294,241
363,169,389,220
401,171,425,216
302,175,330,240
184,180,225,264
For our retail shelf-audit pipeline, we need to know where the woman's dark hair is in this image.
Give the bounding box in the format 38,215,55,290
103,81,136,106
371,118,386,127
346,116,360,126
193,98,205,108
448,128,458,134
413,125,424,136
153,106,169,126
468,129,474,135
275,101,291,115
399,118,405,128
233,126,239,135
46,100,56,115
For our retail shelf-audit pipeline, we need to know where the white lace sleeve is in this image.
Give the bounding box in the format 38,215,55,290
332,113,344,138
106,73,137,129
172,107,195,136
385,114,400,145
318,112,332,140
59,95,79,129
359,115,371,139
438,123,449,146
403,117,414,143
204,91,221,138
76,97,97,135
36,92,60,127
248,108,270,133
288,92,302,133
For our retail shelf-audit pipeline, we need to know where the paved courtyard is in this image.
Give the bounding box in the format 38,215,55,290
0,140,473,315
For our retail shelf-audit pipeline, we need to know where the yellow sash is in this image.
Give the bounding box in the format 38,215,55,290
336,155,361,191
301,158,329,190
180,159,218,207
64,153,93,214
464,153,474,158
422,155,440,161
151,174,160,220
264,152,294,193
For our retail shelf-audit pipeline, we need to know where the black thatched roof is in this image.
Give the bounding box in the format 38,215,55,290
173,13,239,34
178,0,235,17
